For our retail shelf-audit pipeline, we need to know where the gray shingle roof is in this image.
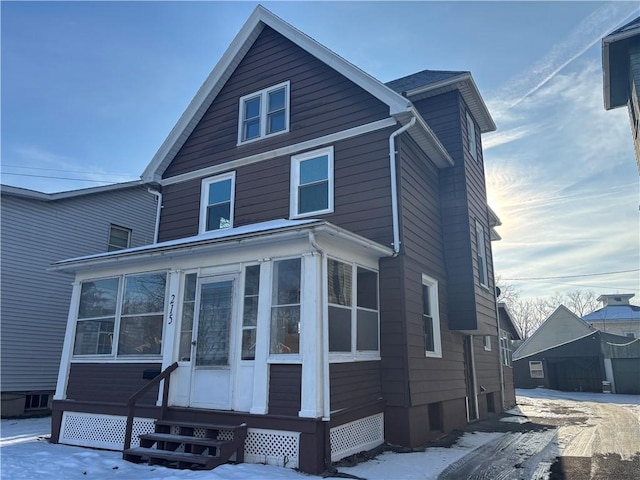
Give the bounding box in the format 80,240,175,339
606,15,640,37
582,305,640,322
385,70,468,94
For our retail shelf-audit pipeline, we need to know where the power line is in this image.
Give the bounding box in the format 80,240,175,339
503,268,639,281
2,165,135,177
0,173,130,183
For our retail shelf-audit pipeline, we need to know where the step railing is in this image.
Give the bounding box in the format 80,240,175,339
123,362,179,451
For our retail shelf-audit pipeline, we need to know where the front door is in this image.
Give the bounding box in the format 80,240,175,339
189,276,236,409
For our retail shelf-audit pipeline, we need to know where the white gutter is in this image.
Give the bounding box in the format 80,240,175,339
147,188,163,243
389,117,416,255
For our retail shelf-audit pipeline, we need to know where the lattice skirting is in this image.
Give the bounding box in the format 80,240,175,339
330,413,384,461
244,428,300,469
59,412,155,450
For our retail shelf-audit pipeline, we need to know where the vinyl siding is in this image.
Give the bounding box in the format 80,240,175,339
329,361,382,412
268,364,301,416
0,187,156,392
162,26,388,180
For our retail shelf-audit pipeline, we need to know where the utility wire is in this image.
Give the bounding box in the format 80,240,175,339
0,173,132,183
503,268,639,281
2,165,135,177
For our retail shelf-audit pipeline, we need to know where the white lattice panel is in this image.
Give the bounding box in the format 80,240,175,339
244,428,299,469
330,413,384,461
59,412,155,450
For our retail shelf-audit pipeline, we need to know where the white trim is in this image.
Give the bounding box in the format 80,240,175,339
159,269,181,404
237,81,290,145
422,273,442,358
250,260,273,415
290,146,334,219
529,360,544,379
161,118,396,187
199,171,236,234
54,281,82,400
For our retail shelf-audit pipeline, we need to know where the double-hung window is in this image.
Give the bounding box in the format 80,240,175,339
328,258,379,358
529,361,544,378
108,225,131,251
73,272,167,357
238,81,290,144
199,172,235,233
466,111,477,161
422,274,442,357
290,146,334,218
476,220,488,287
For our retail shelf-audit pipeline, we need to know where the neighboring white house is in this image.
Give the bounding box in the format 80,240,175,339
582,294,640,339
0,182,157,417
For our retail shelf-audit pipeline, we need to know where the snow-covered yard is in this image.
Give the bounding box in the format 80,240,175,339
1,389,638,479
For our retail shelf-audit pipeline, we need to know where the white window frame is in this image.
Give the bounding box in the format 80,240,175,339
466,111,477,161
72,271,168,360
290,146,334,219
475,220,489,287
483,335,492,351
327,257,380,362
499,329,512,367
529,361,544,379
237,81,290,145
107,224,131,252
422,273,442,358
199,172,236,234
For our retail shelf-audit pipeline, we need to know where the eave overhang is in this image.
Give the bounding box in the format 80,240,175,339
602,18,640,110
401,72,496,133
141,5,412,184
394,109,454,168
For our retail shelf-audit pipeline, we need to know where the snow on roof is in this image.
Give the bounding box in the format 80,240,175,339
582,305,640,322
53,218,321,266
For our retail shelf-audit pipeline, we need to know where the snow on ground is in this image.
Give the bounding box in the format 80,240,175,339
2,389,636,479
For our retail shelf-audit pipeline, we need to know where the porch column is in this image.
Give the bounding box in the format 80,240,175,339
158,269,181,405
250,260,273,415
54,280,81,400
299,252,323,418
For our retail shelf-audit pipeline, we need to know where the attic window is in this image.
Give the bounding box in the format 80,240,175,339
238,81,290,144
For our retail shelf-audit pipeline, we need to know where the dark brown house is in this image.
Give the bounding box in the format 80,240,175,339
50,6,509,474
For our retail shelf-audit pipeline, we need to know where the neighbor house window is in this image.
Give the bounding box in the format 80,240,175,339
483,335,492,351
73,272,167,357
108,225,131,251
238,81,290,144
499,329,512,367
476,220,488,287
328,259,379,356
199,172,235,233
270,258,301,355
422,274,442,357
529,361,544,378
290,146,334,218
241,265,260,360
466,111,477,161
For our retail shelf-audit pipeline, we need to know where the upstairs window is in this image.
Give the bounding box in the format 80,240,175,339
290,146,334,218
466,111,477,161
476,220,488,287
422,274,442,358
108,225,131,251
199,172,235,233
238,81,290,144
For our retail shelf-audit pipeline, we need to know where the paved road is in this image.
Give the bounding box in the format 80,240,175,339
437,393,640,480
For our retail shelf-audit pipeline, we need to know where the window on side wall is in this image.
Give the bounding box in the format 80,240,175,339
73,272,167,357
466,111,477,161
328,258,379,357
499,329,512,367
238,81,290,144
529,361,544,378
475,220,488,287
422,274,442,358
199,172,235,234
108,225,131,251
270,258,301,355
290,146,334,219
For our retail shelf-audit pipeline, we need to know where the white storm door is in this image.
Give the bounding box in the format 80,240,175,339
189,276,236,409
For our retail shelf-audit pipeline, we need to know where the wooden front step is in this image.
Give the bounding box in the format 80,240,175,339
123,421,247,470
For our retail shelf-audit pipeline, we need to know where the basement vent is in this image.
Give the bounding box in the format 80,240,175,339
244,428,300,469
330,413,384,461
59,412,155,450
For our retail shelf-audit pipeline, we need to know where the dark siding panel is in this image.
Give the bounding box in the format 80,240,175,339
66,363,161,405
268,364,301,416
163,27,388,179
473,335,501,394
330,361,382,412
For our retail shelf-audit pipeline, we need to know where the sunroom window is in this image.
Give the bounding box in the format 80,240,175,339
73,272,167,357
270,258,301,355
238,81,289,144
328,258,379,356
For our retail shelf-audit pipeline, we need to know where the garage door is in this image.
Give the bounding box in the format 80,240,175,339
612,358,640,394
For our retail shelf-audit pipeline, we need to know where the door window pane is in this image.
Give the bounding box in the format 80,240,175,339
179,273,197,361
196,281,233,366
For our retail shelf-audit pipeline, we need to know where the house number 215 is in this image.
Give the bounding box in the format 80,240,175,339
168,294,176,324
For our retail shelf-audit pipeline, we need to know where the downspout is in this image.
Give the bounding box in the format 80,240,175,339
147,188,162,244
494,290,506,410
388,117,416,255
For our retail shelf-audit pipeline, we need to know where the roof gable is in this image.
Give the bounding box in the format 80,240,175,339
142,5,414,184
512,304,594,360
